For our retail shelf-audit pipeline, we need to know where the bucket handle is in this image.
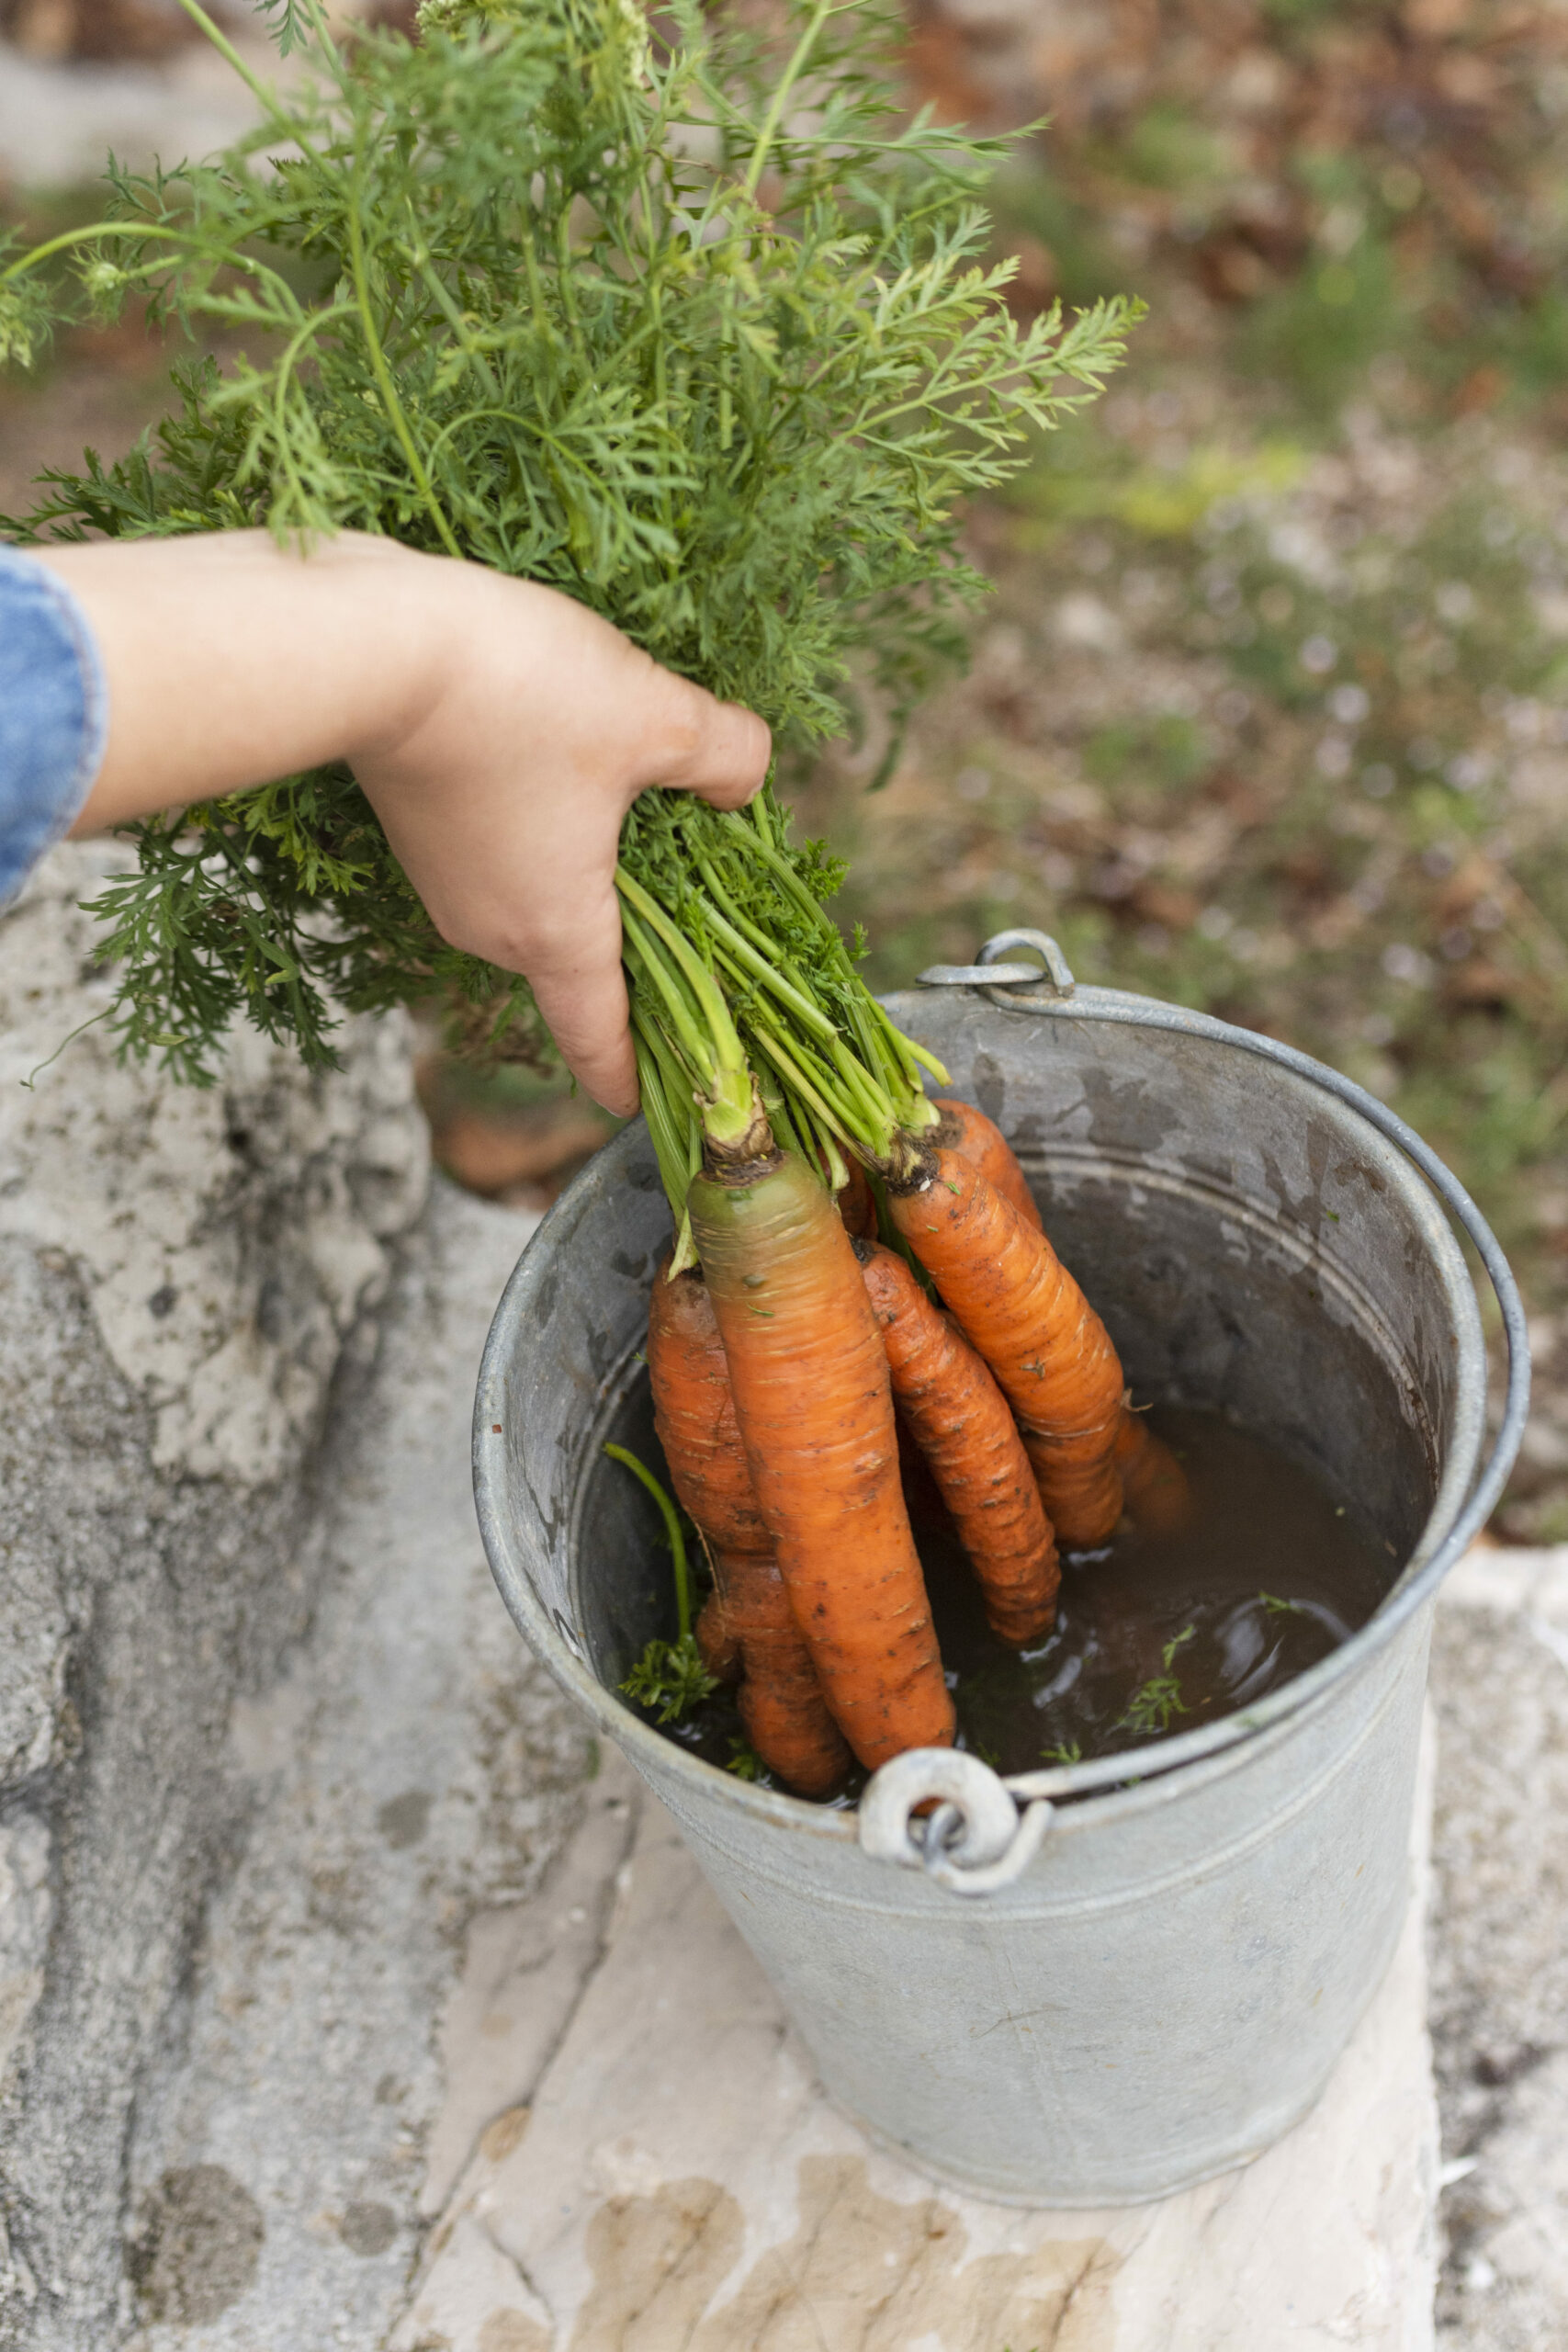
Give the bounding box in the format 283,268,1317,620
861,928,1531,1894
858,1748,1055,1894
917,927,1077,996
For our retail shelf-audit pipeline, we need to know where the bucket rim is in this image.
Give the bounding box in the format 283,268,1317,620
472,973,1529,1838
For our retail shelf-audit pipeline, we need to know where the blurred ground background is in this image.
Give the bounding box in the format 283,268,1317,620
2,8,1567,2341
820,0,1568,1555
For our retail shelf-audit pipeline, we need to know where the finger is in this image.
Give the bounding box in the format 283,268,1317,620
645,674,772,810
524,896,640,1119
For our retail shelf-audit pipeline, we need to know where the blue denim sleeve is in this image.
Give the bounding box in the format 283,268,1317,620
0,544,109,909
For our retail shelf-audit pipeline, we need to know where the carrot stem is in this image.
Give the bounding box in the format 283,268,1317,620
621,905,709,1080
629,1005,698,1224
747,1022,866,1152
604,1442,695,1640
618,789,950,1221
616,870,756,1147
719,917,839,1041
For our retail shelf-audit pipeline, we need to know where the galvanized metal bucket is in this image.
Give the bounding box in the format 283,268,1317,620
474,934,1528,2205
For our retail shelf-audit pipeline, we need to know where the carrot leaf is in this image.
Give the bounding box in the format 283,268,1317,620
604,1440,696,1637
621,1634,716,1727
4,0,1134,1119
1117,1675,1189,1739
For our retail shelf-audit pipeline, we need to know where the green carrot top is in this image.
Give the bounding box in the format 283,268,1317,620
0,0,1134,1193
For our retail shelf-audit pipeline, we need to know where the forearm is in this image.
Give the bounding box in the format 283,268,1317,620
22,527,769,1113
35,531,449,833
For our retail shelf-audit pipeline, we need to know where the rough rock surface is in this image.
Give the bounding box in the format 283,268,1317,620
0,843,430,2351
120,1181,594,2352
1429,1547,1568,2349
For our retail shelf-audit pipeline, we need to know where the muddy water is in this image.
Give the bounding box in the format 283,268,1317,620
922,1405,1392,1780
605,1391,1393,1799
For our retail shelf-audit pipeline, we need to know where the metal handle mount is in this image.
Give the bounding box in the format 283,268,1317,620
917,928,1076,998
858,1747,1055,1894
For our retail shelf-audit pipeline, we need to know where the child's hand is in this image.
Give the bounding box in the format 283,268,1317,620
350,563,768,1115
43,532,770,1113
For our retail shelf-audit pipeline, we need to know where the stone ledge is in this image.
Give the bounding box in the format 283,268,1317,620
118,1182,594,2352
395,1731,1438,2351
1429,1543,1568,2349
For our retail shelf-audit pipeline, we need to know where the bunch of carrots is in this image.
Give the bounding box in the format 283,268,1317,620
635,1001,1190,1796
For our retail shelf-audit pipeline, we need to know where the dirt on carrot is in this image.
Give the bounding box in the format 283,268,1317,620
936,1099,1043,1232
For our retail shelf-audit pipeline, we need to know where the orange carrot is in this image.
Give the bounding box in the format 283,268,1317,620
888,1145,1126,1547
694,1590,741,1683
648,1261,773,1555
688,1148,955,1770
722,1551,856,1795
937,1098,1042,1231
922,1107,1188,1540
648,1261,852,1795
1114,1410,1193,1536
940,1102,1186,1534
859,1242,1059,1644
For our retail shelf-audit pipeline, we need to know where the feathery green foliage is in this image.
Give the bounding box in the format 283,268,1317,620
605,1440,719,1724
622,1634,717,1725
1,0,1135,1131
1118,1673,1188,1739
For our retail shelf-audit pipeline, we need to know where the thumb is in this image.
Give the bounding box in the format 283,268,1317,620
643,673,772,811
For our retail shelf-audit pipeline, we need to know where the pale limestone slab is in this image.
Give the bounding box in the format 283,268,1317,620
421,1768,641,2221
1429,1544,1568,2347
1442,1539,1568,1624
396,1730,1438,2352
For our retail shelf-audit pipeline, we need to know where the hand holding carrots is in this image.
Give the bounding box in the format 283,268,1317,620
40,530,771,1117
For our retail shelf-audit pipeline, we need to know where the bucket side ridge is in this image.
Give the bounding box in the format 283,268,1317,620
1016,1143,1448,1469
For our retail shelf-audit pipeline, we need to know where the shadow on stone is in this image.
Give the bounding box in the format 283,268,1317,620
126,2164,264,2325
341,2200,400,2258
